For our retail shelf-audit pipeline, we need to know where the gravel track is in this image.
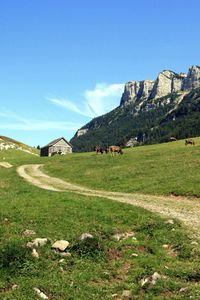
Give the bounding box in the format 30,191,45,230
17,164,200,239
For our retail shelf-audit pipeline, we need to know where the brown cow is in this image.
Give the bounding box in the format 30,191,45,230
109,145,123,156
95,145,104,154
185,138,195,146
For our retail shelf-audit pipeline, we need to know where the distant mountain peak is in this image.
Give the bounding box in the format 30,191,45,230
120,65,200,106
70,65,200,152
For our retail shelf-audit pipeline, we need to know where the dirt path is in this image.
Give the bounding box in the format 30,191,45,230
17,164,200,239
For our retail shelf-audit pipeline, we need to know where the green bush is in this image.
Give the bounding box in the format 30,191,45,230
0,240,33,274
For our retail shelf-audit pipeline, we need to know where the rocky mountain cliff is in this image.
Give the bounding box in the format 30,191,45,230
120,65,200,105
70,65,200,152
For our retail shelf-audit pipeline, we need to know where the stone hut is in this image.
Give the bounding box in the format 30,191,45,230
40,137,72,157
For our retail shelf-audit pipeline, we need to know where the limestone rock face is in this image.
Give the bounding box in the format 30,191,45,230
120,80,155,105
182,65,200,90
120,65,200,107
120,81,140,105
140,80,155,99
149,70,178,99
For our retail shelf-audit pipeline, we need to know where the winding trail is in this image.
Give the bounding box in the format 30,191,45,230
17,164,200,239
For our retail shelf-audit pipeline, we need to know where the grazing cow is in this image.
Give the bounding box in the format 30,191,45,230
95,145,109,154
95,145,104,154
185,138,195,146
109,145,123,156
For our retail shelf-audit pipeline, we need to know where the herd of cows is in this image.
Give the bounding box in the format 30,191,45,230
95,138,195,155
95,145,123,155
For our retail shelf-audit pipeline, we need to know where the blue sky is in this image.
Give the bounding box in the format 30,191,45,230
0,0,200,147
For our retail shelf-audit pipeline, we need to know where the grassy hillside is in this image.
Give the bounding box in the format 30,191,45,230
45,137,200,197
0,135,39,155
0,142,200,299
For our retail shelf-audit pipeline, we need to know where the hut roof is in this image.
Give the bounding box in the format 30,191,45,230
41,137,72,149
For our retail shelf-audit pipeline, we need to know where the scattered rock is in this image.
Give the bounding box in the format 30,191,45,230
164,265,169,269
122,289,132,298
112,293,118,298
0,284,19,293
58,252,71,257
23,229,36,237
52,240,69,252
32,248,39,258
34,288,48,299
12,284,19,290
4,218,8,222
59,259,65,263
112,232,135,241
79,233,94,240
191,241,198,245
162,244,169,249
166,219,174,225
131,253,138,257
27,238,48,248
179,287,188,293
141,272,163,287
140,277,149,287
151,272,161,285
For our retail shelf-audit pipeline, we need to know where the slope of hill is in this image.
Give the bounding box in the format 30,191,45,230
70,65,200,152
0,135,38,156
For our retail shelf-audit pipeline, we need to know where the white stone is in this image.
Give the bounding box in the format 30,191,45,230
79,233,94,240
166,219,174,225
113,232,135,241
131,253,138,257
27,238,48,248
151,272,161,285
12,284,19,290
23,229,36,237
191,241,198,245
58,252,71,257
52,240,69,251
34,288,48,299
140,277,149,286
32,248,39,258
122,290,132,297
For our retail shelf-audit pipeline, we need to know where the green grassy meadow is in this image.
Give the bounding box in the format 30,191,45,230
0,139,200,299
45,137,200,197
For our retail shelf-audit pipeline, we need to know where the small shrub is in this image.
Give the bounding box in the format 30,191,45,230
0,240,33,274
71,237,106,260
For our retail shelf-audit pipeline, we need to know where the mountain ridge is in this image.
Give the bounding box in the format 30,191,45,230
70,65,200,152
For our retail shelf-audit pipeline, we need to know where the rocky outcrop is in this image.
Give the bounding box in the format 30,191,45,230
120,80,154,105
182,65,200,90
120,65,200,106
149,70,184,99
76,129,88,137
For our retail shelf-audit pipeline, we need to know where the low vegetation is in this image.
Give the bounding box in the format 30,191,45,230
0,140,200,299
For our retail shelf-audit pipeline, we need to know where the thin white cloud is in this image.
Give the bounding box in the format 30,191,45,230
0,111,80,131
47,97,94,118
84,83,124,116
48,82,124,118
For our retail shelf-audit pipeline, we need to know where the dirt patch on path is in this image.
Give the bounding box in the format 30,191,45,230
17,164,200,239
